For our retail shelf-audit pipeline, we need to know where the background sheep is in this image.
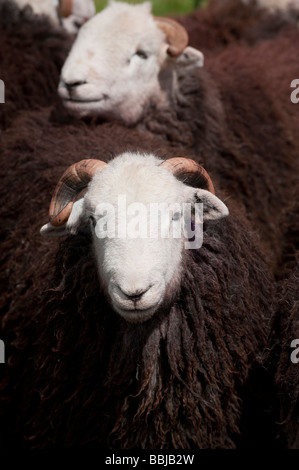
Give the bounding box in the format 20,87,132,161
0,0,71,130
241,0,299,11
13,0,96,33
209,0,299,11
178,0,299,58
0,146,275,448
14,0,61,26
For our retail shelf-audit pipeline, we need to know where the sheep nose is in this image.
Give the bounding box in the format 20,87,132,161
121,287,150,302
64,80,87,91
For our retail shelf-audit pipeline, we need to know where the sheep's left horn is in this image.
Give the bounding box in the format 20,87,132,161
154,17,188,57
49,159,107,227
160,157,215,194
58,0,73,18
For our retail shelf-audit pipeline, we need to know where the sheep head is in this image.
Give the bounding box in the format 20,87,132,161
41,153,228,323
14,0,95,32
59,0,96,34
58,1,204,124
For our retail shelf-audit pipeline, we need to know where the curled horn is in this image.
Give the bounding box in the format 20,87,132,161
160,157,215,194
154,17,188,57
49,159,107,227
58,0,73,18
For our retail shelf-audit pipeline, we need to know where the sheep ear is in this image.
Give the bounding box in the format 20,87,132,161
174,46,204,70
185,187,229,221
40,198,85,238
195,189,229,221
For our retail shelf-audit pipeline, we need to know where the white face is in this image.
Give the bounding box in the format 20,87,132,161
58,1,204,124
86,154,185,322
14,0,60,25
41,153,228,323
61,0,96,34
58,2,168,124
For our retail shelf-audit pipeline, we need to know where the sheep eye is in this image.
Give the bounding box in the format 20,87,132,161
135,50,148,59
73,21,82,29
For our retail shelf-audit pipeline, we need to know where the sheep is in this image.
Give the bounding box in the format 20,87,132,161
210,0,299,11
13,0,95,33
14,0,61,26
61,0,96,35
58,0,299,125
178,0,299,57
0,0,72,130
58,0,299,274
0,147,275,448
244,0,299,11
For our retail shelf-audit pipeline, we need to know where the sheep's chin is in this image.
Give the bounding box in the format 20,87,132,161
62,98,108,117
113,305,159,324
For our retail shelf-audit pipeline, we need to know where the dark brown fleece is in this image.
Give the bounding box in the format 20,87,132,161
0,190,274,448
0,0,72,130
176,0,299,58
0,0,297,450
266,197,299,449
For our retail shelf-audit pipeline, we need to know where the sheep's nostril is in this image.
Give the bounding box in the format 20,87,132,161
64,80,87,91
121,288,151,302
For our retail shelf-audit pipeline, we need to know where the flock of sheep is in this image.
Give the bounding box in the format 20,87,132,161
0,0,298,449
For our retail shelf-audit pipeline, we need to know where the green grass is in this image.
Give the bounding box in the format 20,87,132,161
94,0,206,16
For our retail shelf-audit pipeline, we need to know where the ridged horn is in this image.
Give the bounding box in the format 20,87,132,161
160,157,215,194
49,159,107,227
154,17,188,57
58,0,73,18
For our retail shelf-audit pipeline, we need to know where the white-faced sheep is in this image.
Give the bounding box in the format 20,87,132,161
60,0,96,34
210,0,299,11
179,0,299,57
242,0,299,11
0,0,72,129
0,151,275,448
58,1,299,274
13,0,95,33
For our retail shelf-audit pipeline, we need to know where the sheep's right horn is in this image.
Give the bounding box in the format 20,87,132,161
154,17,189,57
58,0,73,18
49,159,107,227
